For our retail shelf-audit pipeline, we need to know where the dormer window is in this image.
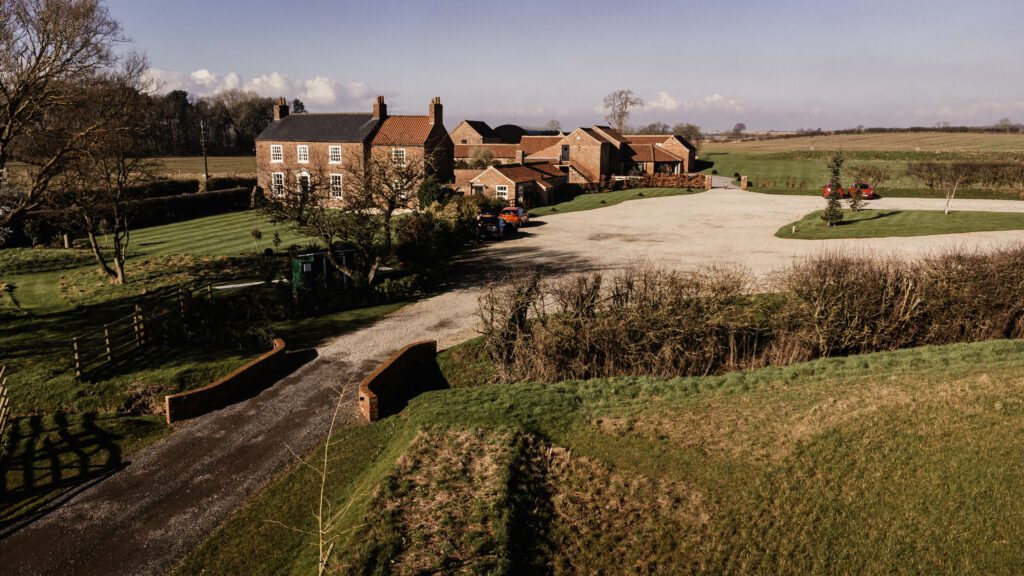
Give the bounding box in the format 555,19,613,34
297,145,309,163
270,145,283,163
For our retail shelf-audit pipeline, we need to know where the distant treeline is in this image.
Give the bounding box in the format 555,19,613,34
743,124,1024,141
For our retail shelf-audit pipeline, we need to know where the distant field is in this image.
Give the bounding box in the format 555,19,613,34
155,156,256,177
703,131,1024,153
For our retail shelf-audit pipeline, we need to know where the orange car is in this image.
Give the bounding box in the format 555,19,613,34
499,206,529,230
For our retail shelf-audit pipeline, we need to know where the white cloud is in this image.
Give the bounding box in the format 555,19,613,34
646,91,679,111
144,67,379,111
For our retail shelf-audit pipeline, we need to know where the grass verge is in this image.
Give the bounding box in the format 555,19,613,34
777,208,1024,239
178,338,1024,574
529,187,701,218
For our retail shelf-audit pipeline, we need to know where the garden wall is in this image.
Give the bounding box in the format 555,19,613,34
164,338,286,424
358,340,448,421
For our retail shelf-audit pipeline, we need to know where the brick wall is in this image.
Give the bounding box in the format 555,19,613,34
164,338,287,424
358,340,448,421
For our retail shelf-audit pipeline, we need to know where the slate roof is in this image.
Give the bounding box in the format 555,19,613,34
255,113,378,143
592,125,626,144
372,115,436,146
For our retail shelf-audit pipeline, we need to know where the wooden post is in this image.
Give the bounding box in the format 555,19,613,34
207,283,214,301
134,305,144,347
104,326,112,363
0,366,8,442
73,338,82,378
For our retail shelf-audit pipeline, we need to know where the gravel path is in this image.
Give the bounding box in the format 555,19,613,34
2,188,1024,575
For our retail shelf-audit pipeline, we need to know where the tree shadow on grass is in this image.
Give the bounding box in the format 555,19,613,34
835,210,901,225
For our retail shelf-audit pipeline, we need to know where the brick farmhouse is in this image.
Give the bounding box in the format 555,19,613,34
469,163,568,207
255,96,454,207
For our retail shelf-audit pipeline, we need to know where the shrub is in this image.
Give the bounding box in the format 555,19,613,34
207,176,256,191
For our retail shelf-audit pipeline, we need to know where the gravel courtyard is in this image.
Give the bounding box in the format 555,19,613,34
5,187,1024,575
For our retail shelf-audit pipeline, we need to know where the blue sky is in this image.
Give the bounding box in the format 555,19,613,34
109,0,1024,130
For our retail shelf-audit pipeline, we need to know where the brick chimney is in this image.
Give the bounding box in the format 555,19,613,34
272,97,289,121
515,150,525,164
373,95,387,120
428,97,442,126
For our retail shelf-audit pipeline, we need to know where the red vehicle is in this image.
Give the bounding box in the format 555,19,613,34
498,206,529,230
822,182,875,199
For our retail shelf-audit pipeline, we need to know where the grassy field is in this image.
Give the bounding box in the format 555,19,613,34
0,211,394,528
697,133,1024,199
155,156,256,178
529,187,702,218
777,209,1024,239
178,337,1024,574
703,131,1024,153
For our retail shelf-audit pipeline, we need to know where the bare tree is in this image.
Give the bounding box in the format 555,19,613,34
0,0,126,227
603,89,643,133
264,151,428,286
542,118,561,132
731,122,747,137
906,162,978,214
51,54,156,285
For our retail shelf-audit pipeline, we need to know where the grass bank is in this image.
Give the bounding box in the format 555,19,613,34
529,187,701,218
178,338,1024,575
777,209,1024,239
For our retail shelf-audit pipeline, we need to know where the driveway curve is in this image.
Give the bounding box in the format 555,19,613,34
2,188,1024,575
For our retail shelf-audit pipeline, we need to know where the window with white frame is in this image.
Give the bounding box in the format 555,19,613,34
391,148,406,168
271,172,284,196
296,145,309,163
330,174,343,198
495,185,509,200
270,145,283,163
328,145,342,164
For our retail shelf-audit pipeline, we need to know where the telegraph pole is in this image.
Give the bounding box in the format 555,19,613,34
200,120,210,191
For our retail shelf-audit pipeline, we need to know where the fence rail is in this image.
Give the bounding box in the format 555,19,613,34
72,306,146,378
0,366,10,442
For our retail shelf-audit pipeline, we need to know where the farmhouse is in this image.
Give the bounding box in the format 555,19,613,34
255,96,454,207
469,162,568,206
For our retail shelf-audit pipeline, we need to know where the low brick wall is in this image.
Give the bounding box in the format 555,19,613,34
359,340,448,421
164,338,286,424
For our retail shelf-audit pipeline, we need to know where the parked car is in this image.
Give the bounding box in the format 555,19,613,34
849,182,875,199
499,206,529,230
822,183,845,198
477,213,507,240
822,182,876,199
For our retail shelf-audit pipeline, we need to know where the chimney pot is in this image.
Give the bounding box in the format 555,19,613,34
428,97,442,126
273,97,289,121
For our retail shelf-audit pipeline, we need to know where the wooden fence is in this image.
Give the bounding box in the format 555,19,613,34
72,306,146,378
0,366,10,442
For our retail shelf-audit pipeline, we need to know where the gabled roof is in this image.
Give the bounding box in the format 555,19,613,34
591,125,626,145
519,135,564,155
455,120,494,138
625,134,696,151
372,115,440,146
622,143,684,163
472,162,566,185
577,127,610,144
454,144,520,158
255,113,379,143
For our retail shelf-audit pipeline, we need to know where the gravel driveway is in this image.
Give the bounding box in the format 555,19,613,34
3,188,1023,575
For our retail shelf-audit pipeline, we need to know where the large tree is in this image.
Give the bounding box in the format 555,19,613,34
264,152,429,286
603,89,643,133
671,122,704,149
0,0,126,228
50,54,155,285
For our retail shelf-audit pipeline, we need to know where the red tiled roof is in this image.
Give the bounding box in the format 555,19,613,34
525,162,566,178
454,144,520,159
623,143,684,163
472,162,566,185
519,136,564,155
625,134,696,151
578,127,609,144
592,125,626,144
372,115,435,146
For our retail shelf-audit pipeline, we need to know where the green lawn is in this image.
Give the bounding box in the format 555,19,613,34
778,209,1024,239
0,211,388,528
179,337,1024,575
529,187,701,217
